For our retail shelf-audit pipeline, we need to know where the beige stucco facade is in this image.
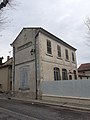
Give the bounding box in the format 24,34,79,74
0,58,12,92
11,27,78,99
38,32,77,81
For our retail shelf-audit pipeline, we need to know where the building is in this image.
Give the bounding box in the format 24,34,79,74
11,27,78,99
0,56,12,92
78,63,90,80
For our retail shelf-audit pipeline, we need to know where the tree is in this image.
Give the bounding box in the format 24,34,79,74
0,0,12,25
0,0,10,9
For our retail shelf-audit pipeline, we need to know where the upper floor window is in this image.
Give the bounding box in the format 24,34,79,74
47,40,52,54
72,52,75,62
54,67,61,80
65,49,69,60
62,69,68,80
57,45,61,57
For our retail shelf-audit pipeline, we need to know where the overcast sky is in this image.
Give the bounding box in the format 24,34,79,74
0,0,90,66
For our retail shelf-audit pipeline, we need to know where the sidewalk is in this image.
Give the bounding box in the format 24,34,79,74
0,93,90,112
11,97,90,112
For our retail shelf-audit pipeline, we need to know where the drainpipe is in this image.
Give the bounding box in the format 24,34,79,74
35,30,39,100
12,46,15,95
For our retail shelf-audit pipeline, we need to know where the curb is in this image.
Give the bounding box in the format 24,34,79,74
0,96,90,112
11,97,90,112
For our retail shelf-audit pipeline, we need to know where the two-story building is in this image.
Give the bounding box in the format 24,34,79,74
11,27,78,99
78,63,90,80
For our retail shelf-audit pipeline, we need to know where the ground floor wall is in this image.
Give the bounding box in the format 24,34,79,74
14,61,36,99
0,67,11,92
40,60,78,81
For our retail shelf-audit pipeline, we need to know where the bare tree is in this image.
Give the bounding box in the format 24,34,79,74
0,0,10,9
0,0,12,25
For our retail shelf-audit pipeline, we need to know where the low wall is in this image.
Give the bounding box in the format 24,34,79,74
41,79,90,104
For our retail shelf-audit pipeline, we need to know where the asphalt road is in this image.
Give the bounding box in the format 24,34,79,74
0,99,90,120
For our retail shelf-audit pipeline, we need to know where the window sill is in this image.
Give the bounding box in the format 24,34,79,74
46,53,53,57
65,59,70,62
19,88,30,90
57,57,62,60
72,61,76,64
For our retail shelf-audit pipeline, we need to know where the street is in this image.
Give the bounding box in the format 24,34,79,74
0,99,90,120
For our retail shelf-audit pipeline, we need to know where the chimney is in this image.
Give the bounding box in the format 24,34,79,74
7,56,10,61
0,57,3,65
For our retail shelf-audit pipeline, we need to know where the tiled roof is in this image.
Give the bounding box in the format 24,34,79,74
78,63,90,71
0,58,12,68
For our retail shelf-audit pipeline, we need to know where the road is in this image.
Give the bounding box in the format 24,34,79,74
0,99,90,120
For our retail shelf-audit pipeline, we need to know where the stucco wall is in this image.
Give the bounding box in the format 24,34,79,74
41,80,90,98
39,33,77,81
13,29,37,99
0,67,9,91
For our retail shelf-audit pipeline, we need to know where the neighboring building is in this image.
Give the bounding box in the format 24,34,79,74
11,27,78,99
0,56,12,92
78,63,90,80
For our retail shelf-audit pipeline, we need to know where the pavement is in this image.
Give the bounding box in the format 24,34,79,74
0,93,90,112
11,98,90,112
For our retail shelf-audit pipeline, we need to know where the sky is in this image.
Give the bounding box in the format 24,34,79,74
0,0,90,67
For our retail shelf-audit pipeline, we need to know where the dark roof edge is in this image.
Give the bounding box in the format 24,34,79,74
10,28,24,46
11,27,77,51
0,64,12,69
39,28,77,51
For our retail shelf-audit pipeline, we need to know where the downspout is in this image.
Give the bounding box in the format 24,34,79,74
35,30,39,100
12,46,15,95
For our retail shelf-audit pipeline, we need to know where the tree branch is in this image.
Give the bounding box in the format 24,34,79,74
0,0,10,10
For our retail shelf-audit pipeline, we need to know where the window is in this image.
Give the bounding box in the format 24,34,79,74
69,75,72,80
62,69,68,80
65,49,69,60
72,52,75,62
54,67,61,80
47,40,52,54
57,45,61,57
19,66,29,90
73,70,77,80
0,84,2,89
80,76,82,79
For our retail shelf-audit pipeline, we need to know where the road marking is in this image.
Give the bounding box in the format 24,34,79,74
0,107,39,120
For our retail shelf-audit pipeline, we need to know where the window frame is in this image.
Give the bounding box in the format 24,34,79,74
72,52,75,62
19,66,30,90
47,40,52,54
62,69,68,80
57,45,61,58
54,67,61,81
73,70,77,80
65,49,69,60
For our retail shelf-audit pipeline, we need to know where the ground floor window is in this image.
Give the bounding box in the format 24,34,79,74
69,75,72,80
62,69,68,80
19,66,29,90
73,70,77,80
54,67,61,80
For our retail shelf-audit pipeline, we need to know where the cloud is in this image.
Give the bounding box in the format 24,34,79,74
0,0,90,65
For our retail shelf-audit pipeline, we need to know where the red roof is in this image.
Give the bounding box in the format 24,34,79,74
78,63,90,71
